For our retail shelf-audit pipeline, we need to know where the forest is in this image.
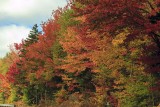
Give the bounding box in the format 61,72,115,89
1,0,160,107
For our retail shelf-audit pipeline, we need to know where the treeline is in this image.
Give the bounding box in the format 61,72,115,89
1,0,160,106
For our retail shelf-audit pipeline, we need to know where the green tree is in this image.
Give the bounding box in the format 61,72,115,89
24,24,40,47
0,92,5,104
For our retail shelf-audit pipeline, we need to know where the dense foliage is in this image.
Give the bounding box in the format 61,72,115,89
1,0,160,106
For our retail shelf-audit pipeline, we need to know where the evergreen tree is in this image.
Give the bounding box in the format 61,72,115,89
0,92,5,104
19,24,40,57
25,24,40,47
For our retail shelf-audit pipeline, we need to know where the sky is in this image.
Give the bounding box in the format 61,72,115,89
0,0,67,58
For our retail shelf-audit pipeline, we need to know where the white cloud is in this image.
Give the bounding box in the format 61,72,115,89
0,0,67,26
0,25,30,57
2,0,34,16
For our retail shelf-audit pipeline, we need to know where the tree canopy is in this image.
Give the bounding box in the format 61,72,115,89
1,0,160,106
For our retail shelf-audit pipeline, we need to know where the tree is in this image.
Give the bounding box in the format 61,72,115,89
3,1,160,106
8,9,65,105
68,1,160,106
24,24,40,47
